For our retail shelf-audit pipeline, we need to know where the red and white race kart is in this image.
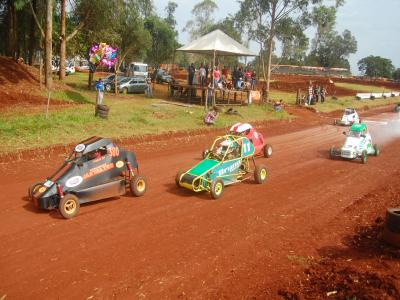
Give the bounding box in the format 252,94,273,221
229,123,272,158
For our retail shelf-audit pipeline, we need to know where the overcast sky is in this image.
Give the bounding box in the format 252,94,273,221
153,0,400,74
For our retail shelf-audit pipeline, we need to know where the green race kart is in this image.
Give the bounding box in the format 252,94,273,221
176,135,268,199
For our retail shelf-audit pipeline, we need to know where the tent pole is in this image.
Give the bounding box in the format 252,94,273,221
212,50,216,107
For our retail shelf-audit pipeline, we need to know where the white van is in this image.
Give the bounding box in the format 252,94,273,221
128,62,148,78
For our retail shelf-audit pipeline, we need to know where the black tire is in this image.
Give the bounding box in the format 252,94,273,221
96,104,110,112
210,178,224,199
59,194,80,219
329,147,336,159
28,182,43,199
175,170,185,187
97,111,109,119
254,164,268,184
122,88,128,94
385,208,400,234
202,149,210,159
361,150,367,164
383,227,400,248
130,174,147,197
374,144,380,156
263,144,273,158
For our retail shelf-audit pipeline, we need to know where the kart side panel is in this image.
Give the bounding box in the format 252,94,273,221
75,179,126,203
211,158,241,185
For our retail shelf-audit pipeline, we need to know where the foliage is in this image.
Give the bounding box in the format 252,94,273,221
307,2,356,69
184,0,218,40
393,69,400,81
357,56,395,78
165,1,178,30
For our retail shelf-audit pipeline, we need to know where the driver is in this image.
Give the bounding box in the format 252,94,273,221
213,140,239,160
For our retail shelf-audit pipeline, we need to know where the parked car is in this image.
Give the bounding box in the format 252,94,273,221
65,63,75,75
153,69,173,84
117,77,147,94
104,76,127,91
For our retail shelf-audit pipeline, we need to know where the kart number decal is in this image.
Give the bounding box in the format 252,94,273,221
44,180,53,188
83,163,114,179
115,160,124,168
242,141,252,155
108,147,120,157
75,144,86,152
65,176,83,188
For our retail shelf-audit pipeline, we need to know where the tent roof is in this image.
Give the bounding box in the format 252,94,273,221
176,29,257,57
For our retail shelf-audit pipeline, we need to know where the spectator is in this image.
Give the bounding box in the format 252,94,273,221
95,78,104,105
222,66,229,82
307,82,313,105
199,63,206,87
204,107,218,125
232,66,239,90
244,69,251,83
314,85,320,103
205,64,209,85
146,75,153,98
213,66,221,88
251,70,257,90
188,63,195,85
320,86,327,103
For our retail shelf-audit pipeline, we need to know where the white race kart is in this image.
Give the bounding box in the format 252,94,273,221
330,123,380,164
334,108,360,126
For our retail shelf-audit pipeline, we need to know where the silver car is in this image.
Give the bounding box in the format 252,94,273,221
118,77,147,94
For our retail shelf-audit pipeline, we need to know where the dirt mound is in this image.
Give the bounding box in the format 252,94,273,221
0,56,69,109
279,169,400,299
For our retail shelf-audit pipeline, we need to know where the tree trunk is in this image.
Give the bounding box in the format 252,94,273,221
7,0,17,59
265,3,277,101
45,0,53,89
28,0,37,65
59,0,66,80
88,71,93,89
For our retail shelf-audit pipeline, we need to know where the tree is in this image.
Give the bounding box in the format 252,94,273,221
144,16,177,67
236,0,319,100
358,56,395,78
165,1,178,30
307,2,357,69
184,0,218,40
44,0,52,89
393,68,400,81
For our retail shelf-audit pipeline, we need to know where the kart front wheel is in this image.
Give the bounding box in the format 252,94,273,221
28,182,43,199
254,164,268,184
374,144,380,156
330,147,336,159
211,178,224,199
361,150,368,164
59,194,80,219
263,144,273,158
175,170,185,187
130,175,147,197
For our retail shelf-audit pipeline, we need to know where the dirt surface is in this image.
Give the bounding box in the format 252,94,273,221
1,105,400,299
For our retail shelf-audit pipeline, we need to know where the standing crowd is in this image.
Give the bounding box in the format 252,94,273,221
187,63,258,91
306,82,327,105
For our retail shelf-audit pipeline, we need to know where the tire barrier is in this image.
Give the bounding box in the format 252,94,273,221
95,104,110,119
383,208,400,248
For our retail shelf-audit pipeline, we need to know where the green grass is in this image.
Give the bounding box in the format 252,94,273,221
0,94,290,152
335,82,395,93
314,95,400,113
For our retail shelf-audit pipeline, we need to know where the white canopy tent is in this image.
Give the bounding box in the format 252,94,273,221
176,30,257,107
176,29,257,57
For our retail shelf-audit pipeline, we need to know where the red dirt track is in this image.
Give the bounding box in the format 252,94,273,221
1,106,400,298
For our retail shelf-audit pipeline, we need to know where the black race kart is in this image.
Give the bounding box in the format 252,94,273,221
29,137,147,219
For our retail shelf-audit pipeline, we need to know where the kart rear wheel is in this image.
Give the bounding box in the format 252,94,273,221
59,194,80,219
263,144,273,158
254,164,268,184
361,150,367,164
130,175,147,197
28,182,43,199
211,178,224,199
175,170,185,187
374,144,380,156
